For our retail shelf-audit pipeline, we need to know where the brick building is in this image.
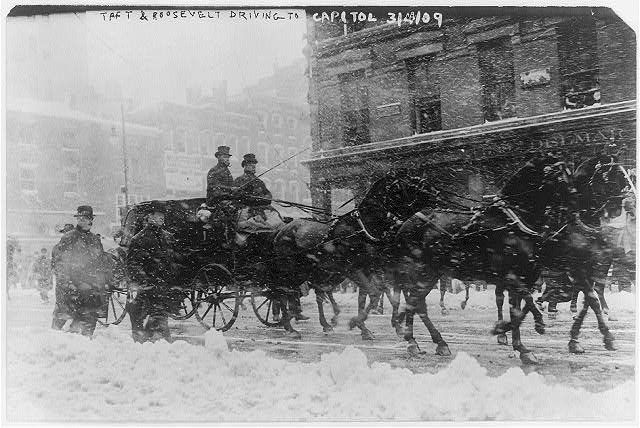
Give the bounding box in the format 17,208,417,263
6,99,166,250
129,60,312,211
303,7,636,213
5,12,166,251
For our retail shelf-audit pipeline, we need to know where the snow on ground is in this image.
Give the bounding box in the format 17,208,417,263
6,320,635,422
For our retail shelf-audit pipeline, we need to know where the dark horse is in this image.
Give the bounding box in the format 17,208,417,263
371,154,580,364
547,154,632,353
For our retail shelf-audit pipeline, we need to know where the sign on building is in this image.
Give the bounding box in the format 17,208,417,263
164,153,203,192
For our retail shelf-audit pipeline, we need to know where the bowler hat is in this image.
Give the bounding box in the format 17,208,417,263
74,205,94,218
241,153,258,167
215,146,232,157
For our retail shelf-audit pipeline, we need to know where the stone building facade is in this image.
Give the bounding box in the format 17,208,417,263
303,7,636,213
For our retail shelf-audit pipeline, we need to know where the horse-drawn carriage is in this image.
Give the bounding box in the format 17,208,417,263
100,197,296,331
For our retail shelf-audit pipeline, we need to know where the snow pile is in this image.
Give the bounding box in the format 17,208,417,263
6,326,635,422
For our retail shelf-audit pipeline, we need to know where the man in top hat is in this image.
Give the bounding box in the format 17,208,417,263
126,201,178,342
206,145,237,206
51,205,108,336
233,153,272,206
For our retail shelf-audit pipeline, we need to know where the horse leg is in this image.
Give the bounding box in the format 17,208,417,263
569,287,579,317
403,296,424,356
595,281,616,321
461,281,470,310
348,285,367,330
439,277,449,315
416,292,450,356
494,285,508,345
348,278,374,340
521,293,545,335
315,290,333,333
326,290,341,326
568,290,589,354
280,295,301,339
509,294,538,365
388,285,404,337
586,287,616,351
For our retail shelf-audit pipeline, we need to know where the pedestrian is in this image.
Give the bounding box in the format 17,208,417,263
33,248,52,303
126,203,178,343
51,205,108,336
6,236,20,300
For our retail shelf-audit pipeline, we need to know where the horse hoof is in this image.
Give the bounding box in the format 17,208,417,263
394,325,405,338
604,334,617,351
407,343,425,356
572,314,579,321
535,321,545,335
441,307,449,316
330,317,339,327
323,325,333,333
361,330,375,341
568,340,585,354
520,351,539,365
436,342,451,356
491,321,510,335
348,318,358,330
497,333,509,346
460,301,467,310
287,331,302,340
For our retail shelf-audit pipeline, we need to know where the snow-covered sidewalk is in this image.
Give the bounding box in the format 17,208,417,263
5,324,635,422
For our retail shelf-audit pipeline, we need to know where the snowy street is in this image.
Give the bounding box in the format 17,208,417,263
5,286,636,422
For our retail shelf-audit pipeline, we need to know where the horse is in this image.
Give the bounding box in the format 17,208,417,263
545,154,632,353
372,154,584,364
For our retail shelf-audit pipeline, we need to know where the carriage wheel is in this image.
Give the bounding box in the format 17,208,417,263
251,291,283,327
168,291,197,321
192,264,240,331
98,287,129,326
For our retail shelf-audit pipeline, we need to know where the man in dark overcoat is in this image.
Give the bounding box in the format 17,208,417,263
233,153,272,205
206,145,236,205
51,205,106,336
126,203,177,342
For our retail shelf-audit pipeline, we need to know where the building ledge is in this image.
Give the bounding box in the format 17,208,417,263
303,100,636,165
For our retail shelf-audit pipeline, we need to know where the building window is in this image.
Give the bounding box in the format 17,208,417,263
199,130,212,156
186,129,198,155
19,163,37,192
62,130,79,150
287,147,298,168
406,55,442,134
240,135,250,155
272,144,284,170
286,117,297,131
477,37,516,122
63,167,79,195
274,179,286,199
173,128,186,153
287,181,298,201
257,142,269,165
339,69,370,147
272,113,283,129
557,17,600,110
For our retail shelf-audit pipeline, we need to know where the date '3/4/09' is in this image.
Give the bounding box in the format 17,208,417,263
312,11,443,28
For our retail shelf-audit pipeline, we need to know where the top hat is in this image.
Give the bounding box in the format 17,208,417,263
241,153,258,167
74,205,94,218
215,146,232,157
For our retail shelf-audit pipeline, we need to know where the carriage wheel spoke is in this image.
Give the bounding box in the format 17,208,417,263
217,303,227,326
266,300,272,322
212,304,218,326
201,302,214,319
256,297,269,311
220,300,233,312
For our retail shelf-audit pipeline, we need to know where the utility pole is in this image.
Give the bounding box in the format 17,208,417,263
121,103,130,211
